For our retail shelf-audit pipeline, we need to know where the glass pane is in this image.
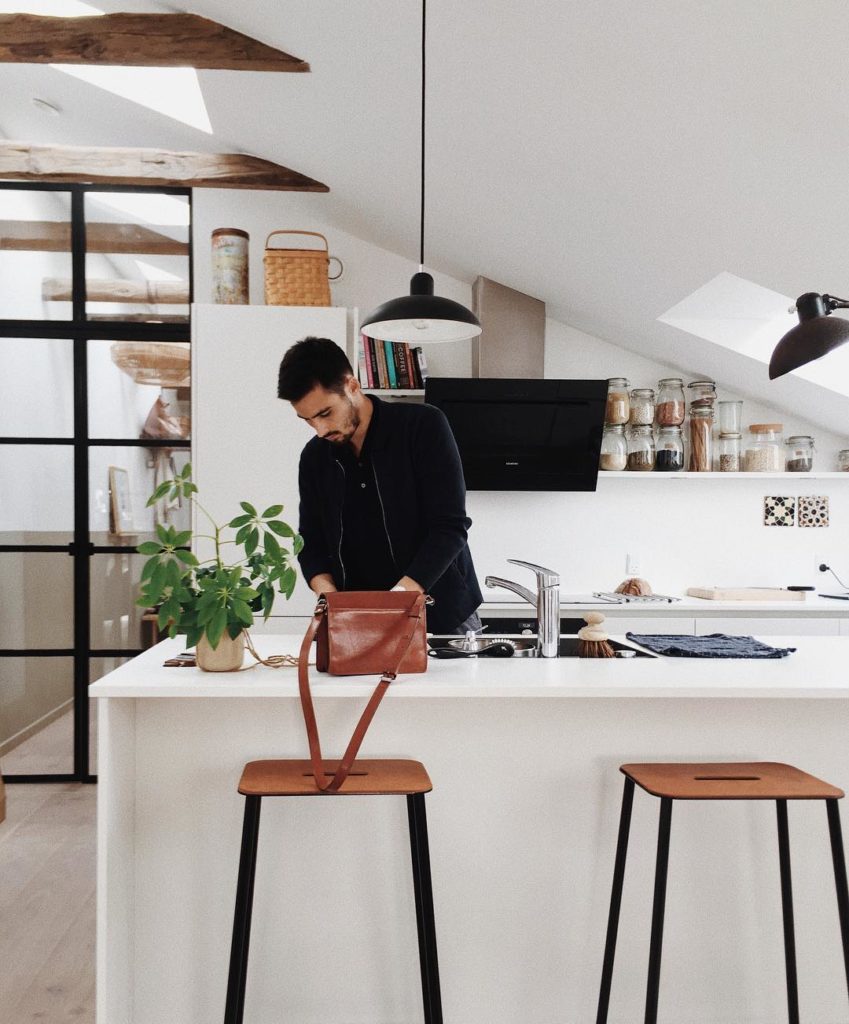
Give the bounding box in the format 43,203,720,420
0,656,73,774
0,338,74,437
91,551,156,650
84,192,190,323
89,445,190,545
0,445,74,532
88,339,190,440
90,656,131,774
0,189,72,320
0,552,73,648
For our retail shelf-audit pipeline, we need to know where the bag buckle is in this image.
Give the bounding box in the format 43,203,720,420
380,671,397,683
314,596,328,613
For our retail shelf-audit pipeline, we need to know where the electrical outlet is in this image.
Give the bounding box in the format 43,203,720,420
626,552,641,577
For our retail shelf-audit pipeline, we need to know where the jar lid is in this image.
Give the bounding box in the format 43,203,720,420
211,227,249,239
630,388,655,397
718,432,742,439
690,406,713,417
749,423,783,432
687,379,716,389
840,449,849,455
657,377,683,386
603,423,626,432
607,377,629,386
785,435,814,443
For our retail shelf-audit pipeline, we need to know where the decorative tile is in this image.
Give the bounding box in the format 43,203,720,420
763,495,795,526
798,494,829,528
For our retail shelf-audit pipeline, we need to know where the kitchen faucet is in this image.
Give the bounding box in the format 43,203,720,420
484,559,561,658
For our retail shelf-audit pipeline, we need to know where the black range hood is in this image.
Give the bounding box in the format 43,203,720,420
425,377,607,491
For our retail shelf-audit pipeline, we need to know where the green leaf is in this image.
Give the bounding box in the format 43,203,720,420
207,609,227,648
155,523,170,544
180,462,192,479
232,599,254,626
146,480,173,507
245,528,259,557
173,530,192,548
183,482,198,496
228,513,253,528
235,524,252,546
268,520,295,538
279,565,297,599
227,622,244,640
262,504,284,519
240,501,258,517
137,541,163,556
293,534,304,556
264,531,281,560
174,548,199,566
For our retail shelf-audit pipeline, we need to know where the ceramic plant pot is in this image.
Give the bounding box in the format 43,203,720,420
196,629,246,672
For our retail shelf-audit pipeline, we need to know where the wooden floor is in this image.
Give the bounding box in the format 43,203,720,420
0,714,96,1022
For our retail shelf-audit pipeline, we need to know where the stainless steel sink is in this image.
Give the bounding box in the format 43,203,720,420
428,635,656,658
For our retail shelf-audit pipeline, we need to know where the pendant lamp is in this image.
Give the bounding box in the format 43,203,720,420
769,291,849,378
361,0,481,344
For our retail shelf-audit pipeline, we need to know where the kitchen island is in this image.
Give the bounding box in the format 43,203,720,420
92,634,849,1024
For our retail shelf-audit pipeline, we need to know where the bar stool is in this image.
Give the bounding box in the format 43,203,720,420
596,761,849,1024
224,758,442,1024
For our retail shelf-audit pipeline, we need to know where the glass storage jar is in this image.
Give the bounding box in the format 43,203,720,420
717,432,742,472
599,423,627,471
629,388,655,426
839,450,849,472
687,379,717,410
606,377,630,425
655,425,684,471
656,378,685,425
626,424,655,471
785,435,815,472
688,405,714,471
744,423,784,472
717,400,743,435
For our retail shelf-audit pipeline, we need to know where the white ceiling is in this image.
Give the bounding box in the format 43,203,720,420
2,0,848,433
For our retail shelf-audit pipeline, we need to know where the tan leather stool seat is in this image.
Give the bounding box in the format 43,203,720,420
621,761,844,801
238,758,432,797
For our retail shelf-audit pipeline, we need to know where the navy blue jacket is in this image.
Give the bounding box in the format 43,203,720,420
296,396,482,633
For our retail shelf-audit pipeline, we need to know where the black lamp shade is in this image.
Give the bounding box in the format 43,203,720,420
769,302,849,379
361,271,482,343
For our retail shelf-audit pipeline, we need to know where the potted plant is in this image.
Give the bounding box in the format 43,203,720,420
136,462,302,671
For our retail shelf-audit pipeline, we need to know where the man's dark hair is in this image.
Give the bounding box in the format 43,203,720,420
277,336,354,401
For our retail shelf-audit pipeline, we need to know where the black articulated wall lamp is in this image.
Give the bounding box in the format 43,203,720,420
769,292,849,378
360,0,481,344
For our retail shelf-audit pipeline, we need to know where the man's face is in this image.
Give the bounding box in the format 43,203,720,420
291,378,360,445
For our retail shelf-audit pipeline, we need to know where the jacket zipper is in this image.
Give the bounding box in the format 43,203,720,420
371,462,399,571
334,458,347,589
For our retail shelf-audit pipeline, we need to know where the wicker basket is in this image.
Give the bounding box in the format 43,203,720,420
264,230,334,306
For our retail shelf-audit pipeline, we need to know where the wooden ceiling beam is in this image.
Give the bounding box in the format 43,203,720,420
0,13,309,72
0,142,329,192
0,220,188,255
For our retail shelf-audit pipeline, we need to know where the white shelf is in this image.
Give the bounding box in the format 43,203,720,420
363,388,424,397
597,471,849,480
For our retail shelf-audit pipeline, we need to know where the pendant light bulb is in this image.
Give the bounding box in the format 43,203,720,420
360,0,481,345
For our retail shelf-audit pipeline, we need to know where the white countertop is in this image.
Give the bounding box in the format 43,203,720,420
90,633,849,699
482,593,849,613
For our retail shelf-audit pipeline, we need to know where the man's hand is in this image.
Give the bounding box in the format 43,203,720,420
393,575,424,593
309,573,338,595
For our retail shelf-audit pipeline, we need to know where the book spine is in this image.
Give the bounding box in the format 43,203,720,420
402,343,415,388
395,342,409,389
364,335,376,387
364,336,376,388
383,340,398,388
413,346,429,385
357,333,369,387
375,337,389,388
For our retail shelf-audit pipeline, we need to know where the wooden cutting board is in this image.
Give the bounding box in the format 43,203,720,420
686,586,805,601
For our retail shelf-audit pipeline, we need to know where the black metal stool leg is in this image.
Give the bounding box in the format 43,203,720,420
407,793,443,1024
644,798,672,1024
776,799,800,1024
826,798,849,1006
224,795,262,1024
597,777,636,1024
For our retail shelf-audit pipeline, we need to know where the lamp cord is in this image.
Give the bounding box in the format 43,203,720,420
820,563,849,591
420,0,426,270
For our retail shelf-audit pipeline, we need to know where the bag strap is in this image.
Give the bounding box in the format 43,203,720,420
264,229,329,252
297,593,427,792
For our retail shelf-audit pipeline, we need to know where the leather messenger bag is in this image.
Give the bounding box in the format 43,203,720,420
297,590,430,792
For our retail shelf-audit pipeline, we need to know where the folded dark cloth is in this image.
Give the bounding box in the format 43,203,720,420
625,632,796,659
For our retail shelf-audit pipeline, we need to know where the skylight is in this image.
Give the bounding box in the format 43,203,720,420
0,1,214,133
658,271,849,399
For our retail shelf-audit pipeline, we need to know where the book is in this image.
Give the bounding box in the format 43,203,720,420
412,346,428,386
363,336,376,387
395,342,410,389
403,343,416,388
383,340,398,388
357,333,370,388
374,335,389,388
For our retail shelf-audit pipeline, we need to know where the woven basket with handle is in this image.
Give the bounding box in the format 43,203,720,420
263,230,337,306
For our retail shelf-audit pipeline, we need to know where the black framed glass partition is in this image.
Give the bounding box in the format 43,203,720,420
0,182,192,782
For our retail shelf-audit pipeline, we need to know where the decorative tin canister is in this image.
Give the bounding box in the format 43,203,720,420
211,228,249,304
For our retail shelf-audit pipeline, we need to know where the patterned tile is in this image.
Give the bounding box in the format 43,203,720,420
798,495,829,528
763,495,795,526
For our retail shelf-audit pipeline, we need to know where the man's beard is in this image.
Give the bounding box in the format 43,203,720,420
326,397,360,445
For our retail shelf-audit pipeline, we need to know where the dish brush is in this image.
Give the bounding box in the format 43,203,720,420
577,611,616,658
615,577,653,596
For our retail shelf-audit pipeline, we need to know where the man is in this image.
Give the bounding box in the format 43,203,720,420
277,337,482,635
